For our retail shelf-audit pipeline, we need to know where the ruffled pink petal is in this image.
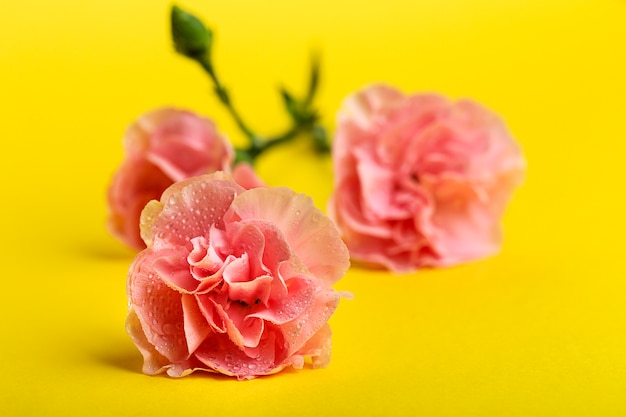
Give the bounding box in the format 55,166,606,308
232,162,265,189
198,297,245,349
224,222,268,278
293,322,333,369
143,172,245,250
123,113,153,156
278,283,340,358
339,84,405,131
228,220,293,277
147,143,213,183
181,294,212,354
140,108,233,182
194,330,287,380
354,151,397,219
426,177,502,265
125,308,172,374
225,187,350,285
195,256,235,294
188,236,223,273
329,180,394,243
153,249,199,293
224,304,265,349
226,274,273,307
127,309,207,377
107,157,173,250
145,109,219,151
222,253,251,283
195,296,227,333
127,250,188,364
250,275,315,325
188,228,232,288
375,94,450,165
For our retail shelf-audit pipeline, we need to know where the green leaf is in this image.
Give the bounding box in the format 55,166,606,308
280,87,305,123
304,53,320,107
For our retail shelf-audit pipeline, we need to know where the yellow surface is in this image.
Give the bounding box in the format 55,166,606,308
1,0,625,415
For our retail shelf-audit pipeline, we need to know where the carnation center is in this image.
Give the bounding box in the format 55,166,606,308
186,226,274,308
163,220,296,352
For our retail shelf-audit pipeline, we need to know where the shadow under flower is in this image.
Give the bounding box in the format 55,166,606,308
70,234,136,262
96,348,144,374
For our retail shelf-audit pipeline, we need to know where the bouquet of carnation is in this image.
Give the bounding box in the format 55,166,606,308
107,5,525,380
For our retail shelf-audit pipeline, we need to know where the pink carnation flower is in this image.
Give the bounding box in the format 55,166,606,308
329,84,525,272
107,108,238,250
126,172,350,379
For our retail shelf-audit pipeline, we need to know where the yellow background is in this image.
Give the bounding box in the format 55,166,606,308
1,0,625,415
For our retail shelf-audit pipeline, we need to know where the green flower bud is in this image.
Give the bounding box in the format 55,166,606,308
171,5,213,60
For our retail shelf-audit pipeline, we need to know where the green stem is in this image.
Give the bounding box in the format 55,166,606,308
194,56,326,165
196,57,262,147
171,5,327,164
259,122,310,153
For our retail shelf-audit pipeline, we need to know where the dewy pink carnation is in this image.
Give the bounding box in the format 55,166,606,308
328,84,525,272
126,172,350,379
107,108,259,250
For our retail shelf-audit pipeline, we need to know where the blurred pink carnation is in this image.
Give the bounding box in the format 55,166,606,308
328,84,525,272
126,172,350,379
107,108,261,250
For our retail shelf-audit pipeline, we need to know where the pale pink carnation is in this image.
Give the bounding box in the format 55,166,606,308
328,84,525,272
107,108,235,250
126,172,350,379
